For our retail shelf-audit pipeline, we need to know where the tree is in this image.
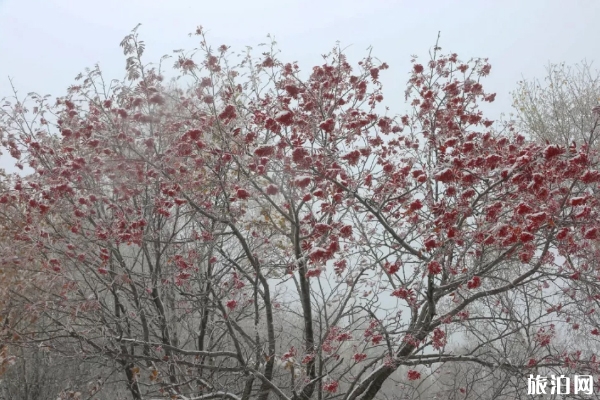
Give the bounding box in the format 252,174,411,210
512,60,600,149
512,60,600,387
1,25,600,400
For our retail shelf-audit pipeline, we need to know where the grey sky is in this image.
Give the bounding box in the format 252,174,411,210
1,0,599,172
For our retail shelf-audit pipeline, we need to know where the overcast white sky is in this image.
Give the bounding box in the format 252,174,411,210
1,0,599,172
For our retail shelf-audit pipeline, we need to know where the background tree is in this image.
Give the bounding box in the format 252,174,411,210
512,60,600,149
1,26,600,400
